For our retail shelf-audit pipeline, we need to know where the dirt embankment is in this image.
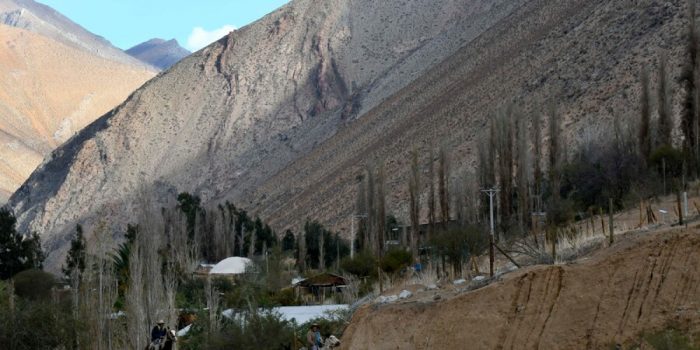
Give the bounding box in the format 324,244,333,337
341,228,700,349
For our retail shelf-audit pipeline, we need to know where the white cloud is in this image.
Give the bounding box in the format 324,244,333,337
186,25,236,51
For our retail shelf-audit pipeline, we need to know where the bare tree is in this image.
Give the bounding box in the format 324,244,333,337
438,145,450,229
516,114,530,233
657,55,672,147
319,231,325,270
365,164,376,254
427,148,437,241
532,110,543,205
639,68,652,160
356,174,368,250
297,231,306,272
682,0,698,171
376,161,387,256
495,108,515,230
408,146,420,260
248,222,257,258
548,103,561,201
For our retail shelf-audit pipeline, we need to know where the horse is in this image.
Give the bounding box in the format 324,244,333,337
146,329,177,350
300,335,341,350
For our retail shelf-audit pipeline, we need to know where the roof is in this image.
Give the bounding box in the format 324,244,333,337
209,257,253,275
295,273,347,288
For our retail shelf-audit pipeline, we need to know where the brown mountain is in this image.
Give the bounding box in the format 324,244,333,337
0,0,154,69
0,24,155,202
126,38,190,70
7,0,691,270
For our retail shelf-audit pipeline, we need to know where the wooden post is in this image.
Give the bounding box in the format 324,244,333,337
609,198,614,245
600,208,606,235
550,228,556,264
639,199,644,227
677,190,684,226
489,234,495,277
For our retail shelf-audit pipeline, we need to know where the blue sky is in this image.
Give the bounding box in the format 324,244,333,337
39,0,289,51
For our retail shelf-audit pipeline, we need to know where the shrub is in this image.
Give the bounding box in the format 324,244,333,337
380,249,412,275
13,269,57,301
340,250,376,278
209,310,295,350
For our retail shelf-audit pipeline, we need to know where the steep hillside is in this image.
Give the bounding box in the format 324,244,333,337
0,0,154,69
0,25,155,202
250,0,690,233
340,228,700,349
9,0,527,269
126,38,190,70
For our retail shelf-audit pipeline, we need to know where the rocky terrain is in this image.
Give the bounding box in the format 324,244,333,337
7,0,697,271
0,24,155,202
0,0,154,69
340,226,700,349
8,0,529,269
126,38,190,70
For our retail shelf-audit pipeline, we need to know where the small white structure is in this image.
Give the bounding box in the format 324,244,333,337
209,257,253,275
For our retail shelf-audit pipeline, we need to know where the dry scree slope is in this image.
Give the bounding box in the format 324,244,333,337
340,228,700,349
8,0,526,270
250,0,691,234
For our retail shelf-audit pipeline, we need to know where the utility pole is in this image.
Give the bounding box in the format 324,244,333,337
482,188,499,277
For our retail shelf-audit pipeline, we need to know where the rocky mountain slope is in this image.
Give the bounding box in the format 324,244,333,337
7,0,693,270
0,0,154,69
340,227,700,349
0,24,155,202
126,38,190,70
8,0,526,269
250,0,690,233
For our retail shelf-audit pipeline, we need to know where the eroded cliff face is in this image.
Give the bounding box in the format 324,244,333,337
10,0,524,269
340,229,700,349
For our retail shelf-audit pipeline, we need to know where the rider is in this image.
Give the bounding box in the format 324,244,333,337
151,319,167,344
306,323,322,350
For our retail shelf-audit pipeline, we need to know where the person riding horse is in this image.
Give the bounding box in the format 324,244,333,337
148,320,177,350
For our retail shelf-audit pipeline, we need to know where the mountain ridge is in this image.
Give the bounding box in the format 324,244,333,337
126,38,190,70
0,0,157,71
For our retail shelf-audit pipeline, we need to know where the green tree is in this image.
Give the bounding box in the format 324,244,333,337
281,230,295,252
62,224,86,280
0,209,44,280
177,192,202,240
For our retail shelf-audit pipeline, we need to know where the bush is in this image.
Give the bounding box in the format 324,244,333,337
650,146,684,181
208,310,295,350
13,269,57,301
380,249,412,275
340,250,376,278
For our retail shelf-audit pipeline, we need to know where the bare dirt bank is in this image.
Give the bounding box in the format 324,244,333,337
341,228,700,349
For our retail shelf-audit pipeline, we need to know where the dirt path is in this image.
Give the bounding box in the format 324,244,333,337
341,226,700,349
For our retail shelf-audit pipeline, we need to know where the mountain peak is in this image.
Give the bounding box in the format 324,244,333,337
126,38,190,70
